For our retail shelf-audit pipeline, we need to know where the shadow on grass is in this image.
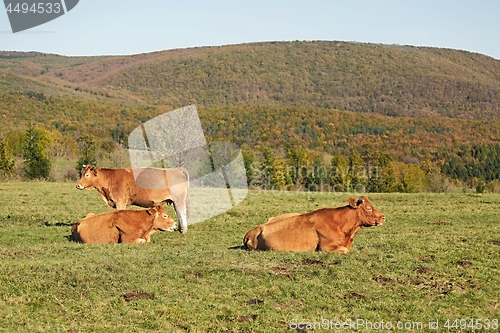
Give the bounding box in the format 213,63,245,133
228,245,247,250
44,221,74,227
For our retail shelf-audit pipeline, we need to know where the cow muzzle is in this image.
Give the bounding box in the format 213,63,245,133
376,216,386,226
162,223,177,232
76,184,94,190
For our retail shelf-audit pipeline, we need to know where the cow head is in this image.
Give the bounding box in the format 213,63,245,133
76,165,98,190
148,206,177,232
348,196,385,227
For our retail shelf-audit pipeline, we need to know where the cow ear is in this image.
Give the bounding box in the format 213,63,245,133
91,167,97,177
348,197,358,208
146,208,155,215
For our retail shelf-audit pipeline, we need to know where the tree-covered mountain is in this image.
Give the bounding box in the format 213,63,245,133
2,41,499,119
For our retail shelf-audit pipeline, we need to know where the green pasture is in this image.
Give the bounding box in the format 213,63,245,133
0,181,499,332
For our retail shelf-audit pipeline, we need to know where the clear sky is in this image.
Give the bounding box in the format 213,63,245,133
1,0,499,59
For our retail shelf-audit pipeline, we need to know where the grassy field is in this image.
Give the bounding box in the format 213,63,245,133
0,181,499,332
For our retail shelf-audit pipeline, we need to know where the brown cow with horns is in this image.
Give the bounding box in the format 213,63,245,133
244,196,385,253
76,165,189,233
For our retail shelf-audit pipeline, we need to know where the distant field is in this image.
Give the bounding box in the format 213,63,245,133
0,181,499,332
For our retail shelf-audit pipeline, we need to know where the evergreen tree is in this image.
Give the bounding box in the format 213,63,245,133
476,178,486,193
286,145,309,188
242,150,255,187
22,124,51,180
260,147,275,189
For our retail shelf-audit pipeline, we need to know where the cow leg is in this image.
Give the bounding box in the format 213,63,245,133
172,201,188,234
116,221,144,244
319,243,350,254
345,236,356,250
119,232,145,244
317,230,350,254
332,246,349,254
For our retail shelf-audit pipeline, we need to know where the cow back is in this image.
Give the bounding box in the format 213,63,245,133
72,213,120,244
244,214,319,251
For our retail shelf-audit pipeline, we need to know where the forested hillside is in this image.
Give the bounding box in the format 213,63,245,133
3,41,500,119
1,41,499,192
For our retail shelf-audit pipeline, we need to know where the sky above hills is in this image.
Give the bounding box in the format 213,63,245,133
1,0,499,59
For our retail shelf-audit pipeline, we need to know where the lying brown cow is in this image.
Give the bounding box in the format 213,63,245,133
76,165,189,233
243,196,385,253
71,206,176,244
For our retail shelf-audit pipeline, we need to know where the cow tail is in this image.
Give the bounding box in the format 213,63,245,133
71,222,81,242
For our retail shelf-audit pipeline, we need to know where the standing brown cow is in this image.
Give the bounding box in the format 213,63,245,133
71,205,177,244
76,165,189,233
243,196,385,253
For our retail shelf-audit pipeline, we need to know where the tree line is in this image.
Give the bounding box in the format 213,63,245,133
0,116,500,192
242,146,449,194
1,124,498,193
0,124,128,181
